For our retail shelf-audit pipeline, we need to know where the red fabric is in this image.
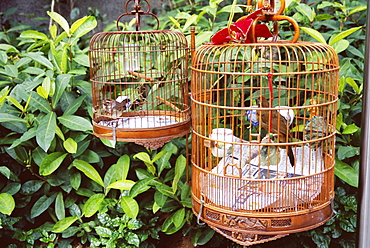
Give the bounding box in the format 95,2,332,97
209,9,273,44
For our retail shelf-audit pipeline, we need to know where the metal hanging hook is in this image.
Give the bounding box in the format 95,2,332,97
235,0,300,43
116,0,160,31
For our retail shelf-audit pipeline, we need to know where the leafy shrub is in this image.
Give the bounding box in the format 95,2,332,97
0,0,366,247
0,10,213,248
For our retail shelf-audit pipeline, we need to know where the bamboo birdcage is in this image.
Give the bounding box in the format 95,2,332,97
89,0,190,149
190,1,339,246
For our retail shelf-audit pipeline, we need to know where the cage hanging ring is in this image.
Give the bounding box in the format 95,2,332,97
249,15,300,43
247,0,286,16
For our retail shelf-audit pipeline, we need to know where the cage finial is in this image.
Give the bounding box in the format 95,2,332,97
116,0,159,31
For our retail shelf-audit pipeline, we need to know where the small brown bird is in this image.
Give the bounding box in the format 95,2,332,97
256,95,295,167
101,96,132,117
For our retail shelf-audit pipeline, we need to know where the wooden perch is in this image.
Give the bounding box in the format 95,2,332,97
156,96,181,112
127,71,155,82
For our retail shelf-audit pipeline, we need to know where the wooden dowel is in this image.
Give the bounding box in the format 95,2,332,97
127,71,155,82
156,96,181,112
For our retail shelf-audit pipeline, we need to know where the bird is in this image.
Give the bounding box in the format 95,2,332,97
101,96,132,117
260,134,281,166
255,95,295,167
304,98,328,149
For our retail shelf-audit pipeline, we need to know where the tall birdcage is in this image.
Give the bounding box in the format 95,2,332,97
190,0,339,245
89,0,190,149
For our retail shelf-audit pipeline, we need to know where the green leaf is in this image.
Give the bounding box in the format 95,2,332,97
30,194,57,218
300,27,326,43
1,182,21,195
78,149,100,163
0,44,19,53
192,228,215,246
0,113,28,125
58,115,93,131
27,91,52,114
39,152,68,176
342,124,359,135
345,77,361,94
172,155,186,193
20,30,48,40
6,96,24,111
348,5,367,16
129,178,155,197
100,138,116,148
64,138,78,153
20,180,44,195
120,196,139,219
36,112,57,152
107,180,135,190
95,226,112,238
50,24,57,40
72,160,104,187
296,3,316,22
55,192,65,220
335,159,358,188
172,208,185,228
36,85,49,99
63,95,86,116
168,16,181,30
182,15,198,32
48,11,70,35
52,74,72,109
74,54,90,67
70,16,97,45
162,211,186,234
329,27,362,46
116,155,130,181
134,152,156,175
126,232,140,247
70,171,81,190
133,152,151,164
337,146,360,160
332,39,349,54
52,216,79,233
0,193,15,215
24,52,54,70
0,166,11,179
2,65,18,78
82,193,105,217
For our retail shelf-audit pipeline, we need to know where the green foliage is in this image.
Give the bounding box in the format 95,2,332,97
0,0,366,247
0,9,211,247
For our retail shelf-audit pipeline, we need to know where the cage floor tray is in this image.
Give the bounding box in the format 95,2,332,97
98,115,180,129
93,111,190,149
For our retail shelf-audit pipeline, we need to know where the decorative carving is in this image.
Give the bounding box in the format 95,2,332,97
219,214,268,230
135,138,170,150
215,226,288,246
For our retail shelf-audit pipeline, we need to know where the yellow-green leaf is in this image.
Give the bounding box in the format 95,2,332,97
52,216,79,233
82,193,104,217
47,11,70,36
120,196,139,219
64,138,77,153
6,96,24,111
0,193,15,215
36,86,49,99
301,27,326,44
107,180,135,190
73,160,104,187
39,152,68,176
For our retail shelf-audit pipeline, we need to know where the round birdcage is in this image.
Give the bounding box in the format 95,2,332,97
190,2,339,246
89,1,190,149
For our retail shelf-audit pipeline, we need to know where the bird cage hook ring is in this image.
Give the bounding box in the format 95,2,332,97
248,0,285,16
238,0,300,43
116,0,160,31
